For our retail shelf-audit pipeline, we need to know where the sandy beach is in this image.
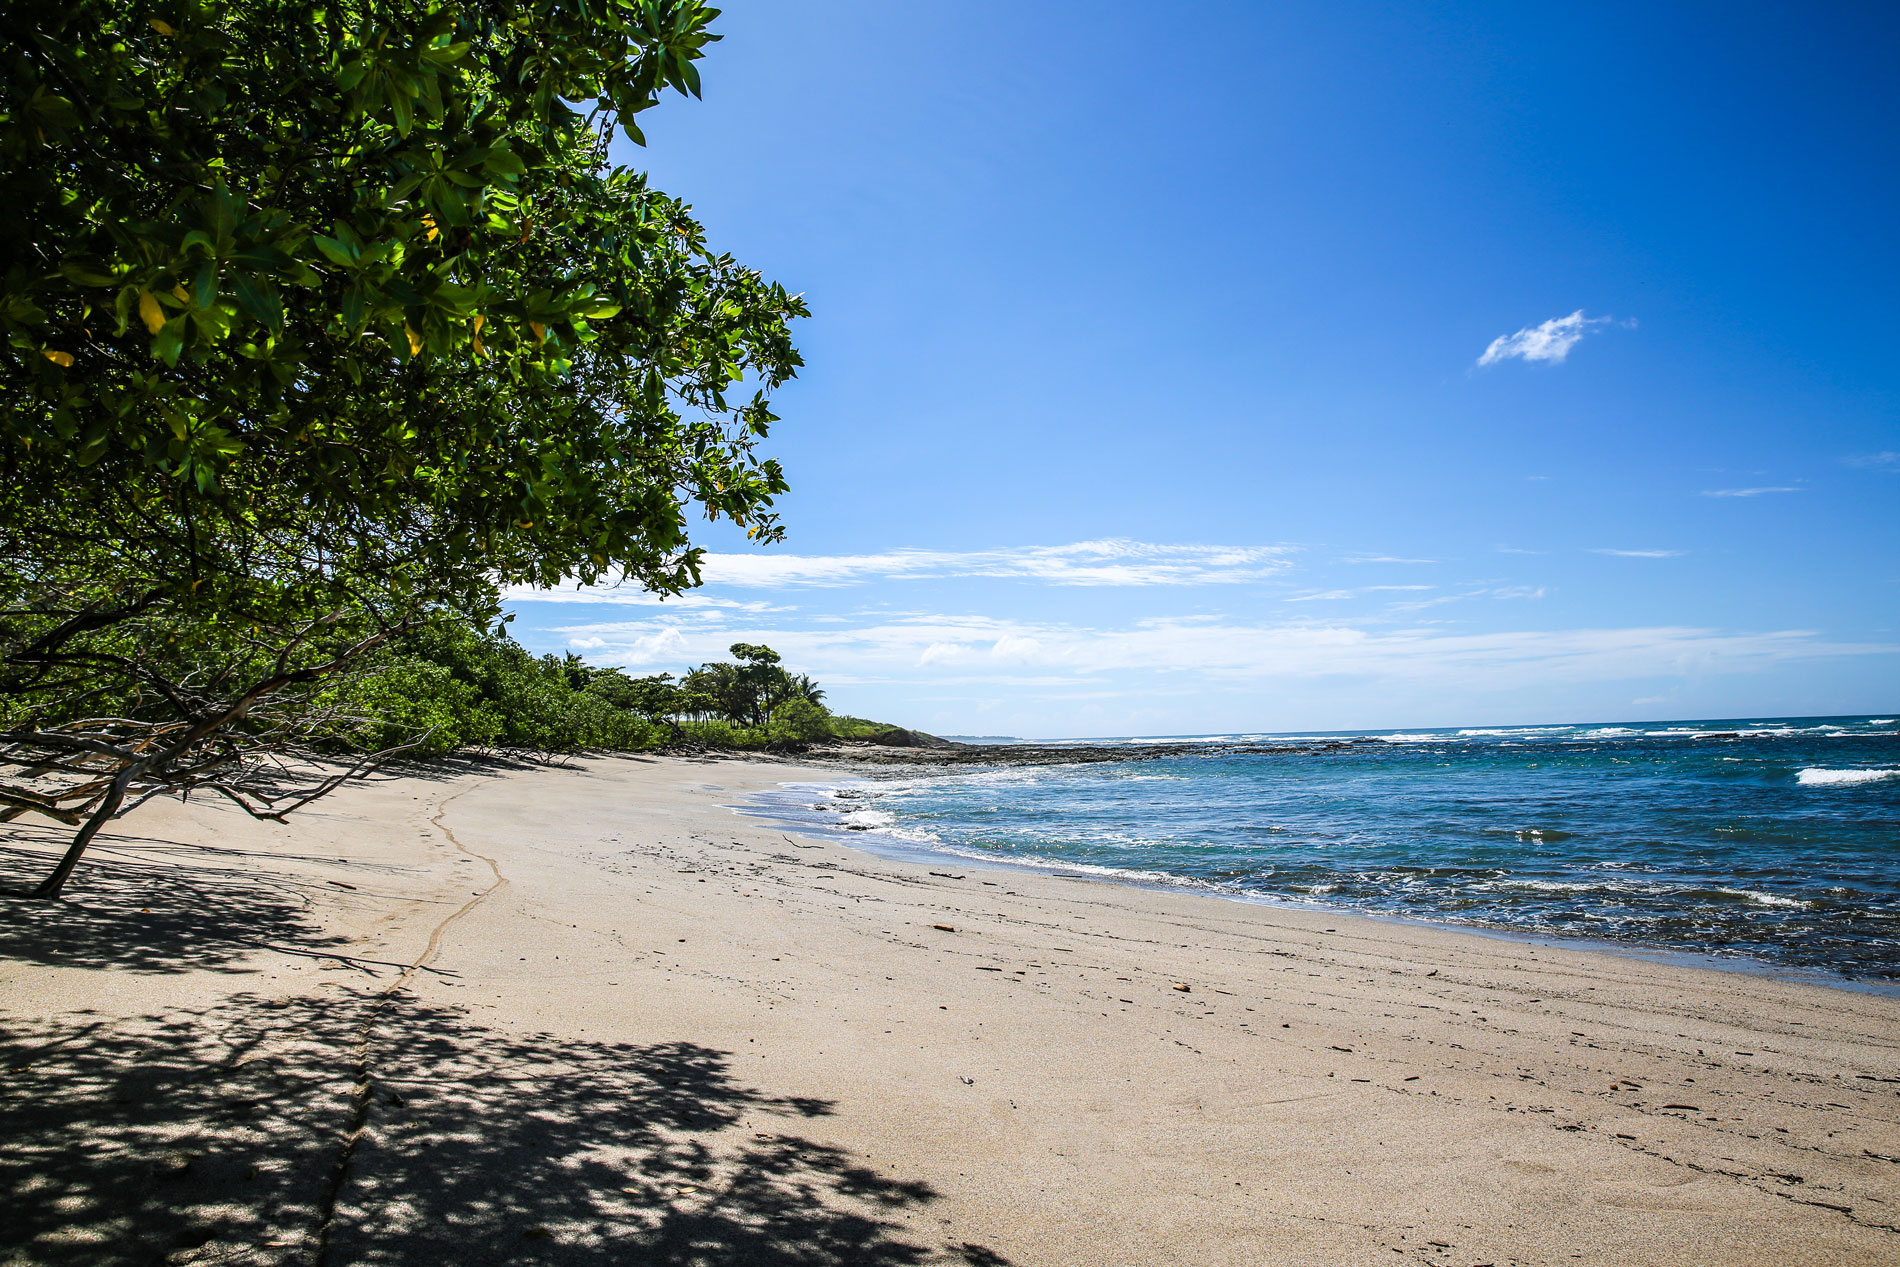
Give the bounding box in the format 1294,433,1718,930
3,753,1897,1266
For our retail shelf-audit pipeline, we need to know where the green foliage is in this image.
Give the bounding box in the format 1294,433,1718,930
355,620,664,754
0,3,808,889
768,698,830,747
4,1,804,609
824,715,909,742
676,719,766,749
319,656,503,757
1,0,806,730
680,642,823,729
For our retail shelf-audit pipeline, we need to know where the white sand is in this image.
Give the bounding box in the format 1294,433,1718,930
3,753,1897,1265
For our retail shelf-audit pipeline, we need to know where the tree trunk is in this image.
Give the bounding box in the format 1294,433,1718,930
31,776,129,899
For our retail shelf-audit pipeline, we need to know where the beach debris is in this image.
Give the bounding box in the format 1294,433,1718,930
932,924,956,932
960,1076,974,1085
929,871,965,879
1331,1046,1353,1053
327,880,357,890
1661,1103,1701,1111
1171,983,1191,992
975,966,1001,972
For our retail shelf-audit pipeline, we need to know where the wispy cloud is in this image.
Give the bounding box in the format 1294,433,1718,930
1590,548,1684,559
1477,310,1621,367
1846,451,1899,472
1496,546,1547,555
496,588,787,611
1342,555,1437,565
1284,585,1434,603
552,611,1891,691
1700,487,1801,498
519,539,1295,597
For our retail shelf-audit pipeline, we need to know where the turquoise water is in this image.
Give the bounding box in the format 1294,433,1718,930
776,717,1900,986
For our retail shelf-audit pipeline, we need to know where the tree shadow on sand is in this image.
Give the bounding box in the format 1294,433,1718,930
0,752,547,976
0,989,1010,1267
0,830,360,976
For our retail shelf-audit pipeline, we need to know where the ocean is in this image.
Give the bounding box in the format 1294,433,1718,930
752,716,1900,990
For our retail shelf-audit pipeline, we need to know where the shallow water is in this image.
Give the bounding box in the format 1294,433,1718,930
780,716,1900,985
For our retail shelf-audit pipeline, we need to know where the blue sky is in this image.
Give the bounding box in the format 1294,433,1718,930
505,0,1899,737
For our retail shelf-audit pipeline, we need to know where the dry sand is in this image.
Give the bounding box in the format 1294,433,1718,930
3,753,1897,1266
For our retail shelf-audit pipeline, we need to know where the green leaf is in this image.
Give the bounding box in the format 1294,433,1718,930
58,260,117,287
192,261,219,310
312,236,357,269
484,148,527,178
152,315,186,366
230,273,283,331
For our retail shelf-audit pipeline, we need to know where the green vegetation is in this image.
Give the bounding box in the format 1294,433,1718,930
327,631,898,757
0,2,808,895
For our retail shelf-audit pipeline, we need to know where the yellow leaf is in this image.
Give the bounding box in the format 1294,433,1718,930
138,289,164,334
404,323,422,356
41,349,73,367
529,321,546,344
171,284,189,304
422,214,439,242
150,19,175,36
471,313,484,334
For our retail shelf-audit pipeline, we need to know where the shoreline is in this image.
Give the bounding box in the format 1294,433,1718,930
747,769,1900,1001
4,753,1899,1265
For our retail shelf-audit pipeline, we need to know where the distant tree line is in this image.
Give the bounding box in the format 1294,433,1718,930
330,626,863,757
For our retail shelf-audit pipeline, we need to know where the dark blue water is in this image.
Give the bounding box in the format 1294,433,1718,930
785,716,1900,985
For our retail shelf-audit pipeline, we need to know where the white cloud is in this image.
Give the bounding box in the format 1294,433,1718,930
1285,585,1434,602
549,611,1891,691
1845,452,1899,472
513,539,1295,598
495,587,785,611
1477,310,1619,367
1589,548,1684,558
1700,487,1801,498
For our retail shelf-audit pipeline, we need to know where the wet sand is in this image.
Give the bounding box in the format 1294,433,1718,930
3,753,1897,1265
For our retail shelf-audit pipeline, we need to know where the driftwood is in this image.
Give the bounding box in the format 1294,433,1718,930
1,587,423,898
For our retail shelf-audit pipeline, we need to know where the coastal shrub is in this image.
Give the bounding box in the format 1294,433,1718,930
679,720,769,750
769,699,833,747
321,658,504,758
826,715,910,742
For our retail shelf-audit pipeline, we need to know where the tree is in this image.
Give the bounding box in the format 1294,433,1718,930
768,698,830,748
1,1,805,895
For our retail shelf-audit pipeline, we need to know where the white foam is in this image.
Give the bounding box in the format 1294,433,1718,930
1871,719,1896,726
1378,733,1443,744
1714,887,1811,909
1796,768,1900,787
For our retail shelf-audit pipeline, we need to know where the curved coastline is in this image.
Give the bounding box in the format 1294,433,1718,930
738,722,1900,999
